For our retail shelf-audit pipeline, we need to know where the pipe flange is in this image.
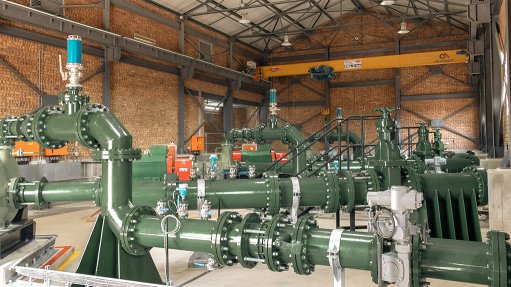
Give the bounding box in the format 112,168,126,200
320,171,340,213
263,214,290,272
281,126,290,145
263,171,281,215
461,166,488,205
33,177,48,210
7,177,25,209
360,169,381,193
212,211,242,266
290,214,317,275
0,116,18,145
486,231,510,287
75,104,108,149
235,213,261,269
92,148,142,161
339,170,355,212
122,206,155,256
408,154,426,175
402,165,422,192
31,106,67,149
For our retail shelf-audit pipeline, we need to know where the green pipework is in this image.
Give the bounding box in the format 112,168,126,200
165,171,349,214
311,131,364,160
134,211,378,278
224,121,307,175
421,231,510,286
444,152,480,173
131,211,510,286
133,145,168,181
8,177,100,209
58,88,89,115
0,95,159,282
411,125,478,174
413,123,435,160
432,129,446,156
370,108,404,189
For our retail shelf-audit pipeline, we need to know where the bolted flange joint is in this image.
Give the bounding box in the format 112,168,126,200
121,205,156,256
75,103,108,149
212,211,243,266
290,214,318,275
461,166,488,205
262,171,281,215
319,171,340,213
7,176,48,210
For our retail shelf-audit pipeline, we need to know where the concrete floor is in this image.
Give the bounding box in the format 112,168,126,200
30,202,486,287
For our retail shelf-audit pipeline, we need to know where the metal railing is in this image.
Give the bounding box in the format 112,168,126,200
258,115,381,177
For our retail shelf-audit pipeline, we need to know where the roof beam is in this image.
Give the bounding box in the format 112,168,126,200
0,0,271,89
233,1,309,37
309,0,337,22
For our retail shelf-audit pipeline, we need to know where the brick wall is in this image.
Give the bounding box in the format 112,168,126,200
269,12,477,151
0,0,263,155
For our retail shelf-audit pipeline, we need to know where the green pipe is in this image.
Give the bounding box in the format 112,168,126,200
133,212,509,285
224,124,307,175
420,233,511,285
44,114,77,141
134,211,377,276
0,102,142,255
17,181,99,203
319,131,363,159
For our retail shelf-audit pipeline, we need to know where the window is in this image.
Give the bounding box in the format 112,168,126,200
199,40,213,62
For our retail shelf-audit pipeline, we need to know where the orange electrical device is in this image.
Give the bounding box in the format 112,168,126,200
232,150,242,161
273,152,288,162
175,158,193,180
241,143,258,151
190,136,205,152
43,146,68,157
167,143,177,173
13,141,40,157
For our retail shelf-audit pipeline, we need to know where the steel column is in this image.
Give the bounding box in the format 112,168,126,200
223,81,234,133
178,19,186,154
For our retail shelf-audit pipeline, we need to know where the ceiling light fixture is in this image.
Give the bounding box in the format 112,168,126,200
281,34,292,47
238,10,251,24
398,21,409,34
380,0,396,5
238,1,251,24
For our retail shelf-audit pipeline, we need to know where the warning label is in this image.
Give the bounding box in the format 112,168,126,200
344,59,362,69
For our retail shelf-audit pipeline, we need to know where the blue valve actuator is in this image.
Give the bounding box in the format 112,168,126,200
269,89,277,104
67,35,82,65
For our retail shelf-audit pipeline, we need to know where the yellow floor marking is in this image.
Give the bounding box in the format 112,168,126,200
56,250,81,271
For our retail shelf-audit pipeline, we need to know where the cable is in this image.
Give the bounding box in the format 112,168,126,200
161,214,181,235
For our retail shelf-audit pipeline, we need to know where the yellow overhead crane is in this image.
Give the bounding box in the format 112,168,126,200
256,49,468,80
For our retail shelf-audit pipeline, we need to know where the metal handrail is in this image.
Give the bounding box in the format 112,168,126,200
257,117,346,176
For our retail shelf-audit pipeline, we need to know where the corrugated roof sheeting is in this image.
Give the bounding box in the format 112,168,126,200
150,0,470,50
